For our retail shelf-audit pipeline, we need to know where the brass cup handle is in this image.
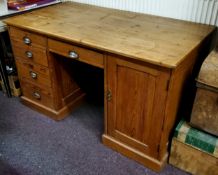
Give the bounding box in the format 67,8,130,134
30,71,37,79
23,37,31,45
107,90,112,101
68,51,79,59
33,92,41,99
25,51,33,58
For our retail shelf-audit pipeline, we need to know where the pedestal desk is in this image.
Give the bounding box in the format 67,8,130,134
4,2,215,171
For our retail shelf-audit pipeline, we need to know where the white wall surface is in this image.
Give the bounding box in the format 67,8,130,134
0,0,8,15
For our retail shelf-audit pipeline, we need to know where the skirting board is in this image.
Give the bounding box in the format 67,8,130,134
102,134,168,172
21,93,85,120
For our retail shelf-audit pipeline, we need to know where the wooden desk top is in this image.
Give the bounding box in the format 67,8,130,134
4,2,215,68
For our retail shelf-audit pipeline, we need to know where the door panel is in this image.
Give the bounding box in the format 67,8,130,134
107,56,170,158
116,66,156,143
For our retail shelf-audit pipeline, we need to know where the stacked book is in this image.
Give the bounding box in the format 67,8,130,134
169,120,218,175
8,0,57,11
169,47,218,175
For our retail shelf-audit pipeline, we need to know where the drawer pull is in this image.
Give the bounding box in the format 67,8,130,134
68,51,79,59
25,51,33,58
30,71,37,79
33,92,41,99
107,90,112,101
23,37,31,45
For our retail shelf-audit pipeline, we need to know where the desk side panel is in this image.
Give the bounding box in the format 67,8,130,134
159,31,215,159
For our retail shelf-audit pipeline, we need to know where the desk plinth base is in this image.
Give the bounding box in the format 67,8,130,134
102,134,168,172
21,93,85,120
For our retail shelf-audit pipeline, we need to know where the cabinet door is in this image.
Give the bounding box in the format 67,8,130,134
106,56,170,158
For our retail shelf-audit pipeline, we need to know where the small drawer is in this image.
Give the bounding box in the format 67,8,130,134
48,39,104,68
21,81,54,108
9,27,47,48
12,40,48,66
16,60,51,87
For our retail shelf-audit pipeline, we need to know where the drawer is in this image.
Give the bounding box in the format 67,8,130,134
21,81,54,109
16,60,51,87
9,27,47,48
12,40,48,66
48,39,104,68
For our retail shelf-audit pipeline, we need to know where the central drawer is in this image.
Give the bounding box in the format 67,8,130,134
48,39,104,68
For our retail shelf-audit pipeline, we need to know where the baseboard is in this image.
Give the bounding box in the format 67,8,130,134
102,134,168,172
21,93,85,120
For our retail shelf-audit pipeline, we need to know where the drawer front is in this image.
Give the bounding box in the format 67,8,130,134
12,40,48,66
21,81,54,108
48,39,104,68
16,60,51,87
9,27,47,48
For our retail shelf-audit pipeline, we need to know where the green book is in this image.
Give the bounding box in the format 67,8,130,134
174,120,218,157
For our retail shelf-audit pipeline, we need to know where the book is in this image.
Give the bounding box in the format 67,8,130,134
8,0,56,11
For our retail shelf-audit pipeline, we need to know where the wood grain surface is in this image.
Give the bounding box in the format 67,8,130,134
16,60,52,88
4,2,214,68
11,39,49,66
48,39,104,68
9,27,47,48
4,2,216,171
20,80,54,108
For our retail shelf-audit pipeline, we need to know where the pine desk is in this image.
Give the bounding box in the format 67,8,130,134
4,2,215,171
